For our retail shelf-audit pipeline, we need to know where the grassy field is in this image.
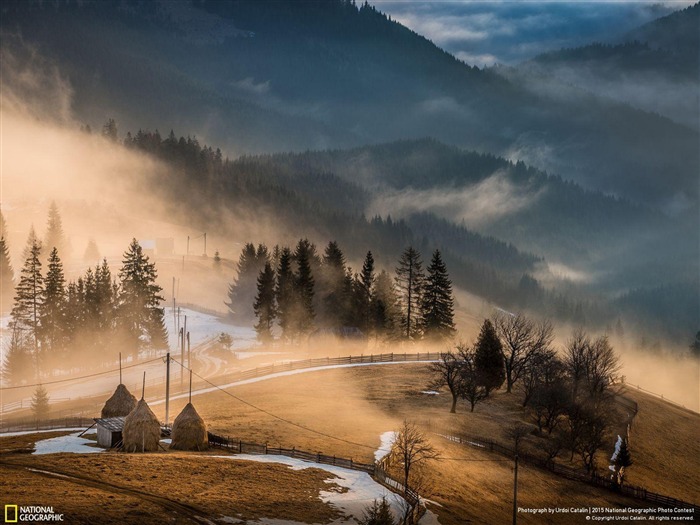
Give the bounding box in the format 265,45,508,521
2,363,698,524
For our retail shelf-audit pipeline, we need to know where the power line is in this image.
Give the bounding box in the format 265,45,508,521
170,358,517,462
0,357,163,391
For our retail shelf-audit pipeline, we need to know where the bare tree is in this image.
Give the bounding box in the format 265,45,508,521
521,347,561,407
493,312,554,393
506,423,533,454
457,344,488,412
429,350,464,413
564,329,620,403
389,420,439,498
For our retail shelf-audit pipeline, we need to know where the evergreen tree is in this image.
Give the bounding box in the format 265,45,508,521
319,240,348,328
10,239,43,375
474,319,505,395
372,270,399,340
39,248,67,363
294,238,316,336
275,247,296,343
614,438,633,486
44,201,68,260
395,246,425,340
359,497,395,525
0,236,14,311
117,239,167,356
83,238,100,263
0,207,7,240
253,262,277,344
31,384,50,427
21,225,39,261
226,243,267,320
421,249,455,341
2,326,33,386
356,251,375,334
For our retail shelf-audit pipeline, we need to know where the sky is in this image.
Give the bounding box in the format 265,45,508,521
375,1,696,67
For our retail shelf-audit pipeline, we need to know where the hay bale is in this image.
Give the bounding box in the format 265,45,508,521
101,384,137,418
122,399,161,452
170,403,208,451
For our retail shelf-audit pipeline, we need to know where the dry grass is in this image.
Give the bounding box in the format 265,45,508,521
2,363,697,524
0,461,187,525
3,452,343,524
620,389,700,503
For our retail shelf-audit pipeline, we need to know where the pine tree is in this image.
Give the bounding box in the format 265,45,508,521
39,247,67,364
421,249,455,341
359,496,395,525
319,240,348,328
372,270,399,340
21,225,39,261
474,318,505,395
253,262,277,344
117,239,166,356
615,438,633,486
31,384,50,427
0,236,14,311
395,246,425,340
44,201,68,260
226,243,265,321
356,251,375,334
294,239,315,336
275,247,296,343
10,239,43,376
83,238,100,263
2,326,33,386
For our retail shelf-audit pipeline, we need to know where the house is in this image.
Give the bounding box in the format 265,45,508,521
94,417,126,448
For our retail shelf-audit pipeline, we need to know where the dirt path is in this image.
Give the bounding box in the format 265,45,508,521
0,459,215,524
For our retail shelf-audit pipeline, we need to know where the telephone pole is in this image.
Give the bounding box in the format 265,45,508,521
165,353,171,427
513,454,519,525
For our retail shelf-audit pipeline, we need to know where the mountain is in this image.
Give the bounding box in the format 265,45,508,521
1,0,697,212
514,3,699,131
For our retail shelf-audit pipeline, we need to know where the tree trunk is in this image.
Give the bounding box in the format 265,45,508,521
450,394,457,413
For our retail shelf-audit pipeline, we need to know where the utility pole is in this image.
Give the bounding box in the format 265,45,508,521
187,332,191,371
181,315,187,386
165,353,171,427
187,235,190,256
513,454,519,525
203,232,207,257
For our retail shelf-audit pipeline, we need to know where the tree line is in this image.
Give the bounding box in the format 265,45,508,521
3,237,167,386
431,313,628,478
227,240,455,344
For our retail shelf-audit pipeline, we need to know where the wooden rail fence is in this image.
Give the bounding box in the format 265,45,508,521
430,425,700,513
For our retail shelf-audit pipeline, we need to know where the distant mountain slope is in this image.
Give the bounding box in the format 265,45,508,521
1,0,697,211
513,3,699,129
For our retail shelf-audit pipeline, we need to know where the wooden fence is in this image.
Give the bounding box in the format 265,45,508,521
0,416,95,433
430,425,700,513
207,432,425,525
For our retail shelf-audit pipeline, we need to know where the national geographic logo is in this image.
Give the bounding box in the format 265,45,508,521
4,506,64,522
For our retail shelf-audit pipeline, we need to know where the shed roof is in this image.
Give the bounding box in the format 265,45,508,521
94,416,126,432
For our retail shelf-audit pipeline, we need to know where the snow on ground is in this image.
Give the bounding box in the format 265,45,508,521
0,427,88,438
609,434,623,472
164,307,256,350
151,360,438,407
419,509,442,525
33,429,101,455
2,307,257,413
216,454,407,524
374,431,396,462
420,391,439,395
235,351,286,360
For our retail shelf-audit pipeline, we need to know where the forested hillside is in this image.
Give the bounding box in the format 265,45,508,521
1,0,697,210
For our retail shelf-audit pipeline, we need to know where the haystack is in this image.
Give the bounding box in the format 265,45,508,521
101,384,137,418
122,398,161,452
170,403,208,451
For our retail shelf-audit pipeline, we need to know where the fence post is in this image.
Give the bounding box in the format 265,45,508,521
239,439,242,452
317,452,321,463
265,442,268,454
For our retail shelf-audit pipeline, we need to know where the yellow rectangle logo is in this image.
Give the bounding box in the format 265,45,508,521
4,505,18,523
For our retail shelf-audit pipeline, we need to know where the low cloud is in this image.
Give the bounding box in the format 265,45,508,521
376,1,694,65
367,171,542,227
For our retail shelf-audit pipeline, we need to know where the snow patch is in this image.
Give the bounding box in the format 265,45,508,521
609,434,623,472
214,454,407,522
0,427,89,438
33,431,103,455
419,509,442,525
375,431,396,462
421,391,440,395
